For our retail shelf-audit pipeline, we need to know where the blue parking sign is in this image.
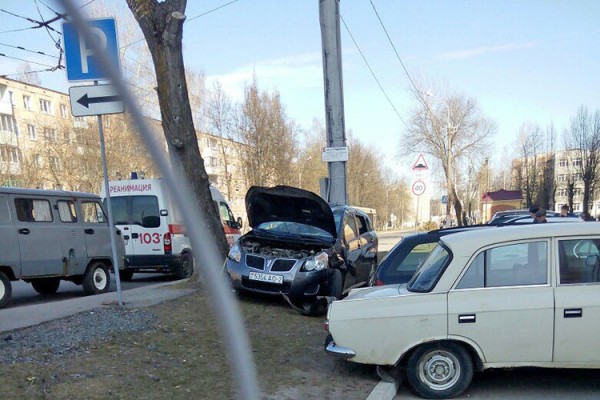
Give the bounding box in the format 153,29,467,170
63,18,120,82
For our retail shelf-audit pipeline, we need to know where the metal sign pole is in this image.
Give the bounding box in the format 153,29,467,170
96,82,123,306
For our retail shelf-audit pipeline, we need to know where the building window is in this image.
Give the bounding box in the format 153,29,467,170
572,158,582,167
64,130,71,144
573,188,582,196
558,159,567,168
60,104,68,118
558,174,567,183
556,188,566,197
73,116,87,129
39,99,53,115
0,146,20,164
0,114,17,133
23,95,32,110
207,156,218,167
44,127,57,143
34,154,42,168
573,173,582,182
573,203,581,211
27,125,36,140
49,156,61,170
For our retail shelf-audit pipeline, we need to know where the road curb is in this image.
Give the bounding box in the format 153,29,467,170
366,381,399,400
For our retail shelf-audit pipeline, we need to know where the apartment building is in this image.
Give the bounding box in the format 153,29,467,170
554,150,600,215
0,76,248,220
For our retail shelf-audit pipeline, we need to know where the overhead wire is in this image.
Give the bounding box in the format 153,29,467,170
0,41,59,59
0,53,59,69
121,0,242,50
340,14,408,129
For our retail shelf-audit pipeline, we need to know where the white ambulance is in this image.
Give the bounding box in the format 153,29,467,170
101,178,241,280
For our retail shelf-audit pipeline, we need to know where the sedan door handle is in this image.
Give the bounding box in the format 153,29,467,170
18,228,30,235
458,314,476,324
564,308,582,318
85,228,95,234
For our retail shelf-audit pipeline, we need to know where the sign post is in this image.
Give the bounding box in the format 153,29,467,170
63,18,124,306
411,154,429,230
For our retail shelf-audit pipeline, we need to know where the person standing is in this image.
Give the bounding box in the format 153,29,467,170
560,204,572,217
533,208,547,223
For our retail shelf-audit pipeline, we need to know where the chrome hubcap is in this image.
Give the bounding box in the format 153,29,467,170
0,281,5,299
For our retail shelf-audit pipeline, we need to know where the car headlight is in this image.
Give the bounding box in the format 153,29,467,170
227,243,242,263
302,251,328,272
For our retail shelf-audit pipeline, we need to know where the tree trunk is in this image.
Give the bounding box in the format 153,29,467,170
451,185,464,226
126,0,229,261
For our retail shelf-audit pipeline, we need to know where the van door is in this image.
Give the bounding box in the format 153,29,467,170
55,198,87,276
342,211,362,289
13,196,63,277
129,195,164,258
80,200,111,265
108,196,134,256
0,195,21,276
219,200,240,246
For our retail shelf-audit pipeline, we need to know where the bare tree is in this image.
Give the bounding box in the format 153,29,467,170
564,106,600,218
402,87,495,226
235,77,296,187
518,123,542,207
15,63,41,86
126,0,228,259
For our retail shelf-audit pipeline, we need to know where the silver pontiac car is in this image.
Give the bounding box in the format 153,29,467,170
326,223,600,399
226,186,378,316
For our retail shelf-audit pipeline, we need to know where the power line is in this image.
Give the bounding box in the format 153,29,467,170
368,0,432,111
0,53,60,69
121,0,242,50
0,41,59,59
340,14,408,129
34,0,61,46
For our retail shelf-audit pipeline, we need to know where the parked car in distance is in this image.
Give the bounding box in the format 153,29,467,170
374,225,490,286
0,187,125,308
500,215,583,225
488,209,559,225
225,186,377,316
325,223,600,399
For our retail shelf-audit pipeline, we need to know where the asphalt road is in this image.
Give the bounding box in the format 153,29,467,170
8,272,175,309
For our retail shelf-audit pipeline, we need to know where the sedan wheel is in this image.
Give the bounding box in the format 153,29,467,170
407,342,473,399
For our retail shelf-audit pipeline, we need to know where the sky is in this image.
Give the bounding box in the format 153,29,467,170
2,0,600,183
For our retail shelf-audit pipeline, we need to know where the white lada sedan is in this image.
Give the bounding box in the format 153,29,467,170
325,223,600,399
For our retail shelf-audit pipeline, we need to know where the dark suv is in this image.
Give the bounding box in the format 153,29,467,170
374,225,488,286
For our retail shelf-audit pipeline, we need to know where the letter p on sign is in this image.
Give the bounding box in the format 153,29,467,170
63,18,120,82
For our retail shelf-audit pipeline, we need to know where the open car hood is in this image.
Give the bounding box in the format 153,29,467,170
246,186,337,238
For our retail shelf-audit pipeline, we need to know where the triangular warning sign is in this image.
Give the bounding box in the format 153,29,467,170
412,154,428,170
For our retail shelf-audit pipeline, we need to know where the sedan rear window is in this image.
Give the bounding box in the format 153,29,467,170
256,221,333,240
407,244,451,292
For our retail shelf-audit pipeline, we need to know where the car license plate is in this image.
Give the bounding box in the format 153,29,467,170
249,271,283,284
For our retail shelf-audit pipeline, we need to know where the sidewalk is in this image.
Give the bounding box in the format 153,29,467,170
0,280,195,333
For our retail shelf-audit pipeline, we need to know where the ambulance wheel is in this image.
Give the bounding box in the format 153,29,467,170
0,271,12,309
175,253,194,280
119,270,134,281
83,262,111,295
31,278,60,295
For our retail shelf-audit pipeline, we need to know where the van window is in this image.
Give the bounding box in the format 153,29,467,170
109,197,129,225
219,201,235,224
131,196,160,227
0,196,10,224
81,201,107,224
15,198,53,222
57,200,77,223
343,214,358,241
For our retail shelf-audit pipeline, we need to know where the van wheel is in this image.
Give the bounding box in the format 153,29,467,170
175,253,194,280
406,342,473,399
119,270,134,281
83,262,111,295
31,278,61,296
0,272,12,309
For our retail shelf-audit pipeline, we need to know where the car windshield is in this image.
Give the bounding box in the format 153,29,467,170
407,244,451,292
255,221,333,240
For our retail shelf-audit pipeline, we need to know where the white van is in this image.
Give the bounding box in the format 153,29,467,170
0,187,125,308
102,178,241,281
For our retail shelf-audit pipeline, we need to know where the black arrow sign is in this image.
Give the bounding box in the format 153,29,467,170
77,93,122,108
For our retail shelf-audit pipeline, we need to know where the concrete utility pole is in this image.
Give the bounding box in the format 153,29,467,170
319,0,348,205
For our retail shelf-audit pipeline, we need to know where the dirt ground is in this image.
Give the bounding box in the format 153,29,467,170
0,282,378,399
